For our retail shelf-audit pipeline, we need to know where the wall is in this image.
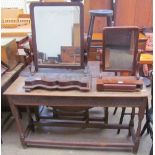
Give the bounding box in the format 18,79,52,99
114,0,153,28
1,0,26,11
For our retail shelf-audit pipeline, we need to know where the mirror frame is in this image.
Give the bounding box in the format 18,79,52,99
30,2,84,72
102,26,139,75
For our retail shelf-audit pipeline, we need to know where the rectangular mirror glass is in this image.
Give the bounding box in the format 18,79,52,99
30,2,84,71
102,27,139,74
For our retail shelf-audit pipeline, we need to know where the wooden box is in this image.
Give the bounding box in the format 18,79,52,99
1,38,18,70
97,76,143,92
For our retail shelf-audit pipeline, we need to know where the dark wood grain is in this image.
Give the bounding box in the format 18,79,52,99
102,27,139,77
4,73,148,153
96,76,143,92
24,73,91,92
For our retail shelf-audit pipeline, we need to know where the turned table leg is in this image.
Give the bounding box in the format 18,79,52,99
8,98,27,147
133,104,146,153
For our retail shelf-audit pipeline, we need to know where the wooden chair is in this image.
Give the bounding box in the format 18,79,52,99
101,26,140,133
140,71,153,155
114,30,153,133
141,107,153,155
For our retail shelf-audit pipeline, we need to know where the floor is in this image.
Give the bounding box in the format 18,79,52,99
2,103,152,155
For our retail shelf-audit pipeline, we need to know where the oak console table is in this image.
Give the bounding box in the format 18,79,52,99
4,75,148,153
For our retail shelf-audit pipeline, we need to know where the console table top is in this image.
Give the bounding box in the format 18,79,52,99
4,76,148,98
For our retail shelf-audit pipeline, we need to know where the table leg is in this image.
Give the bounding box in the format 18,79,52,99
8,99,26,147
133,105,146,153
140,99,149,135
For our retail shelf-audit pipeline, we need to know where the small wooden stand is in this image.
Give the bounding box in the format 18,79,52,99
97,76,143,92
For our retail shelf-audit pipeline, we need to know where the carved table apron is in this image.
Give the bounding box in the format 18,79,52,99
4,76,148,153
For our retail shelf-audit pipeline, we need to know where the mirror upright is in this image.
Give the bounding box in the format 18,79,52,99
102,27,139,75
30,2,84,71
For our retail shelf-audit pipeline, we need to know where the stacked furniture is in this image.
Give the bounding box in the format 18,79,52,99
3,2,149,153
1,8,31,28
1,37,26,134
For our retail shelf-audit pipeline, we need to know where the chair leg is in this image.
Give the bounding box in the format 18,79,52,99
53,108,58,118
87,15,95,55
145,102,150,134
34,107,40,122
140,120,149,136
117,107,126,134
113,107,118,115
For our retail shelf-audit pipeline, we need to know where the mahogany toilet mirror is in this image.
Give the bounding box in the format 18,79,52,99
101,26,139,76
30,2,84,72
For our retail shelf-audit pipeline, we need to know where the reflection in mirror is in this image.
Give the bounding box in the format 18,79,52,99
103,27,139,73
30,3,84,70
